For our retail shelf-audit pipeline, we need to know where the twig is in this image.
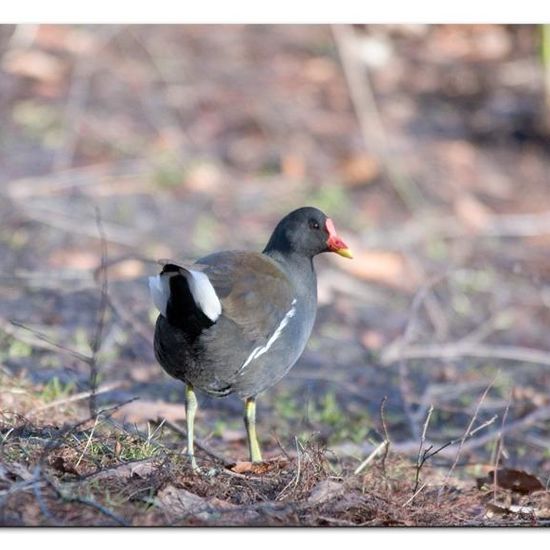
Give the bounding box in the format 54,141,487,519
6,319,91,363
11,202,138,247
46,475,128,526
161,418,232,467
4,160,149,200
29,382,124,414
106,292,153,345
75,415,100,468
402,481,428,508
492,391,513,502
331,24,423,211
52,26,120,172
395,273,448,440
88,206,109,417
277,437,303,500
378,396,390,478
457,309,514,346
381,342,550,368
354,440,389,475
37,397,139,462
438,376,498,500
31,464,61,526
413,405,434,494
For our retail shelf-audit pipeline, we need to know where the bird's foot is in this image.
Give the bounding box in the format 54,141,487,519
189,454,200,473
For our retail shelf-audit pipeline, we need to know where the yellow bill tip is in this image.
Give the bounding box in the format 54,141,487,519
335,247,353,259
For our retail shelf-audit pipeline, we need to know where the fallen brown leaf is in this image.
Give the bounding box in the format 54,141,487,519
156,485,260,524
338,249,420,291
360,329,385,350
156,485,210,521
281,153,306,181
303,57,338,83
2,48,67,83
49,248,99,270
340,154,380,187
230,457,288,475
477,468,545,495
454,193,493,232
108,259,145,280
308,479,345,505
219,429,245,443
113,400,187,423
35,25,97,55
90,458,159,481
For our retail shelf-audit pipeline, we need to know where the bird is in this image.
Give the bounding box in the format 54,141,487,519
149,206,352,469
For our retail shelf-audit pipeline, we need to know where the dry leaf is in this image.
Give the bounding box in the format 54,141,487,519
308,479,345,505
220,429,245,443
2,49,66,83
230,458,288,475
454,193,493,232
90,459,158,481
156,485,259,523
341,154,380,187
156,485,209,521
113,400,187,423
477,469,545,495
35,25,97,55
303,57,337,83
485,501,549,520
49,248,99,270
281,154,306,180
360,329,385,350
185,163,223,193
338,249,419,291
108,259,145,280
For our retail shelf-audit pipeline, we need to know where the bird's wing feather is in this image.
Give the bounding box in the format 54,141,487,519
196,251,295,343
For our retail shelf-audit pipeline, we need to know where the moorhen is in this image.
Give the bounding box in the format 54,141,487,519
149,206,352,469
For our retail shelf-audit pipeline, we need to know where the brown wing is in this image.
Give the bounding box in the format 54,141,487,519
196,251,295,342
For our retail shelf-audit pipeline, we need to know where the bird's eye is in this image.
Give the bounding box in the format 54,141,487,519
309,219,320,230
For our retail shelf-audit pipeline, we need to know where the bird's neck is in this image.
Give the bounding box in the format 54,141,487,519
263,249,316,292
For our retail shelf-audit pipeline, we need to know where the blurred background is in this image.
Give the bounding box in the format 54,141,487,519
1,24,549,476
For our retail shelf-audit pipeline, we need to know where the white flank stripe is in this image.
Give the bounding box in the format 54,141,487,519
239,299,297,374
187,269,222,322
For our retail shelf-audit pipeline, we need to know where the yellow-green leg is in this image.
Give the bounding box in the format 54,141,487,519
185,384,199,471
244,397,262,463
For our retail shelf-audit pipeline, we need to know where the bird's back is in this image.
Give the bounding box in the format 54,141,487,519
152,250,316,398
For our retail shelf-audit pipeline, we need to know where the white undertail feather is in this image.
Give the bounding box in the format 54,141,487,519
148,274,171,317
186,270,222,322
239,298,297,374
148,269,222,322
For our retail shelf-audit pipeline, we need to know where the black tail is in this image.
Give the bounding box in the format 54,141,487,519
161,264,215,339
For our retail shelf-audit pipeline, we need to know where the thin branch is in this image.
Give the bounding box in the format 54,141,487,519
88,206,109,416
331,24,423,210
493,391,513,502
161,418,232,467
29,381,123,414
381,342,550,368
46,475,128,526
438,376,498,499
5,319,91,363
378,396,390,478
395,273,449,440
354,440,389,475
413,404,434,494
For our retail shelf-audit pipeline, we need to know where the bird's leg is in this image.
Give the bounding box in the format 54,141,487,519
185,384,199,471
244,397,262,463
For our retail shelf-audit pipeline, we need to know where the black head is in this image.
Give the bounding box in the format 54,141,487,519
263,206,352,259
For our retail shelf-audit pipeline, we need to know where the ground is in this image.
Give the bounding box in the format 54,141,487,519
0,24,549,526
